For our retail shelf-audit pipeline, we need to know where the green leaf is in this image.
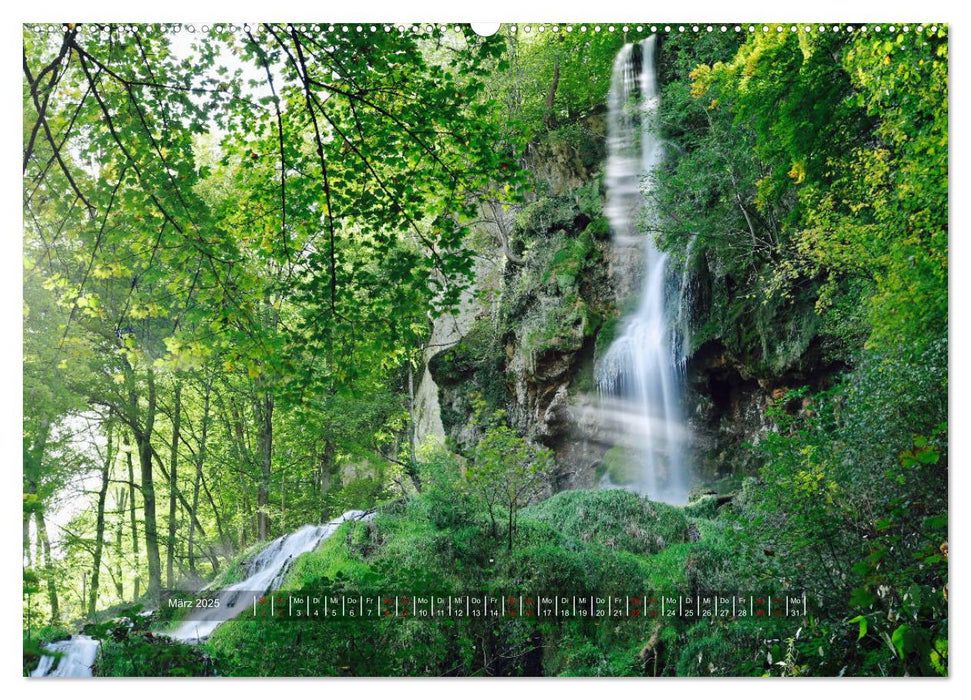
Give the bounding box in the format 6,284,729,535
891,624,910,658
848,615,868,640
849,587,876,608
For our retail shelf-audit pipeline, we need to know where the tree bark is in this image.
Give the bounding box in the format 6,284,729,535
406,363,422,493
34,510,59,623
23,417,50,565
188,378,211,575
23,512,32,568
114,487,126,599
131,367,162,601
254,393,273,541
25,417,58,621
318,440,335,522
89,424,115,615
166,381,182,588
124,432,141,600
240,491,251,549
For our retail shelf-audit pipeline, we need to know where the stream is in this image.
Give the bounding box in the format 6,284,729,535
29,510,371,677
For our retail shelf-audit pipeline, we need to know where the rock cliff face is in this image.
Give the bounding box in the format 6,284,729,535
422,116,616,489
417,114,842,493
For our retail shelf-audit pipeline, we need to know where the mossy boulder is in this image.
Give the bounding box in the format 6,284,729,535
599,446,640,486
522,489,689,555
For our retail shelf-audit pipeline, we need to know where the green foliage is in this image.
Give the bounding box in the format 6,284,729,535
96,633,213,677
22,622,72,676
416,442,477,529
83,606,214,676
23,21,521,621
524,488,688,556
323,476,392,519
675,620,767,676
498,26,625,135
797,28,948,358
466,409,555,550
598,446,639,485
725,340,947,676
501,180,609,374
666,26,947,376
651,27,948,675
203,481,735,676
21,22,948,678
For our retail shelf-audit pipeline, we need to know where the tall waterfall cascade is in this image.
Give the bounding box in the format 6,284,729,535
596,36,691,505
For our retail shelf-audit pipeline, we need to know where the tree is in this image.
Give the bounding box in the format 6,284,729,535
23,22,519,617
466,408,554,551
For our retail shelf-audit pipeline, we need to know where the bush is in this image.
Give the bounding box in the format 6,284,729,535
522,489,688,555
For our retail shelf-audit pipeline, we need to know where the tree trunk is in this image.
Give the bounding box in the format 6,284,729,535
124,433,141,600
25,418,58,622
188,378,211,575
132,367,162,601
200,467,227,566
114,487,126,599
507,506,514,552
166,381,182,589
89,424,115,616
23,417,50,566
34,510,59,623
254,393,273,541
23,511,33,568
318,440,335,522
406,363,422,493
240,491,251,549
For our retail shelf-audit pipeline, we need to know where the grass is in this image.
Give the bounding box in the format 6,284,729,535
522,488,689,555
195,488,733,676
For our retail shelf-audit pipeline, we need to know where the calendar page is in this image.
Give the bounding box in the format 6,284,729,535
22,20,948,679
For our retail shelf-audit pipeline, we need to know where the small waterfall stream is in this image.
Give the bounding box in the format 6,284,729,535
171,510,370,642
30,510,371,677
30,635,99,678
596,36,691,505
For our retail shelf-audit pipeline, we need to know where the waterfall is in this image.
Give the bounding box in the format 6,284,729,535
596,36,691,505
29,510,371,676
29,635,99,678
171,510,371,642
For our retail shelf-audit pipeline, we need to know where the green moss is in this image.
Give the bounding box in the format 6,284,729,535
281,521,373,590
204,539,269,591
600,446,640,486
578,178,605,218
594,314,623,360
515,196,580,236
96,634,213,677
542,231,594,291
200,488,753,677
522,489,689,555
639,542,694,590
540,124,607,174
520,293,590,364
684,494,719,519
585,214,611,241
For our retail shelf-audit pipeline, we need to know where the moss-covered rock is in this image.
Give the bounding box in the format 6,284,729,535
428,317,507,445
599,446,641,486
684,494,719,519
521,489,689,555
